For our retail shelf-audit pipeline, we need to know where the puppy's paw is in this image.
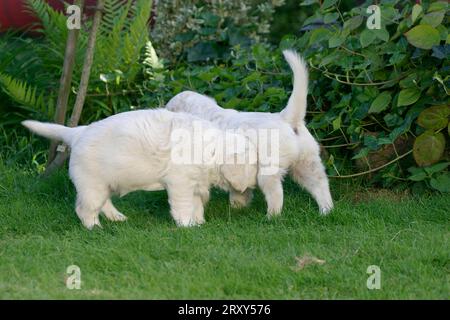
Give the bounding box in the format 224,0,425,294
319,203,333,216
267,206,282,219
104,211,128,222
175,217,200,228
193,216,205,225
82,216,102,230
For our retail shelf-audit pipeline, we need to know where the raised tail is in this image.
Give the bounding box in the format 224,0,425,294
280,49,309,128
22,120,86,146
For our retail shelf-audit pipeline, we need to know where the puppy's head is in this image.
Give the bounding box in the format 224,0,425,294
219,133,258,193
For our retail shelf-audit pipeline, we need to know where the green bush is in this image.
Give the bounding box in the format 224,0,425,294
0,0,163,168
151,0,286,62
0,0,448,192
293,0,449,192
144,0,450,192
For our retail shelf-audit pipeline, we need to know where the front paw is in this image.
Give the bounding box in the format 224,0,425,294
175,217,201,228
319,202,333,215
81,216,102,230
193,215,205,225
267,205,282,218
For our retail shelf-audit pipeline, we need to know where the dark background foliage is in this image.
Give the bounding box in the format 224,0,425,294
0,0,448,192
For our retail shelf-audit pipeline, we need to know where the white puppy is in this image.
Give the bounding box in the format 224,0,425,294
166,50,333,216
22,109,257,229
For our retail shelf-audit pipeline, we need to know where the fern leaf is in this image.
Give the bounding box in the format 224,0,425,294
0,72,54,119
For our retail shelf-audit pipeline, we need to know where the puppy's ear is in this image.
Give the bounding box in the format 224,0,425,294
221,163,256,193
220,135,257,193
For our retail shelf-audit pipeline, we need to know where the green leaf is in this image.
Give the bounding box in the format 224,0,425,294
324,12,339,24
343,16,363,32
413,131,446,167
242,71,262,85
408,171,427,181
328,32,346,48
397,88,421,107
0,72,52,118
428,1,448,12
352,148,369,160
223,97,241,109
399,73,418,89
332,115,341,131
436,25,448,41
411,4,422,23
420,10,445,28
360,29,376,48
384,113,402,127
309,28,331,45
417,105,450,130
424,162,450,175
373,28,390,42
322,0,337,10
405,25,441,49
369,91,392,113
430,173,450,192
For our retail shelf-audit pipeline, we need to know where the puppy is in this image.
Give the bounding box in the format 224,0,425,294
23,109,257,229
166,50,333,216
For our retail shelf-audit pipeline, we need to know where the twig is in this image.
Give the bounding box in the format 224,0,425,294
329,150,412,179
323,142,359,148
309,64,406,86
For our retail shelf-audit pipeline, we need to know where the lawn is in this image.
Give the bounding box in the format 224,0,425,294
0,163,448,299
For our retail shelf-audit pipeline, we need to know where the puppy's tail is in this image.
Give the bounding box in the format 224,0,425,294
22,120,86,146
280,49,309,128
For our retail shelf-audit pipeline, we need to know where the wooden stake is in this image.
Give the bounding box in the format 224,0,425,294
47,0,85,164
44,0,105,176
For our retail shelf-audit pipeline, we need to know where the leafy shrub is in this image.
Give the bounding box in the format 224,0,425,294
144,0,450,192
0,0,163,167
1,0,448,192
0,0,161,113
151,0,286,62
291,0,449,192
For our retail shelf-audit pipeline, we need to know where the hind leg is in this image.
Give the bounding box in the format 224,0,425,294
73,175,109,229
291,154,333,215
101,199,127,222
75,191,107,230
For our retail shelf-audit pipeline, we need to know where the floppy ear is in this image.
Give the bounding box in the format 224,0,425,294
220,135,258,193
221,163,256,193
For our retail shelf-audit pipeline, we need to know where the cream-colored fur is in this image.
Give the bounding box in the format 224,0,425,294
23,109,257,229
166,50,333,215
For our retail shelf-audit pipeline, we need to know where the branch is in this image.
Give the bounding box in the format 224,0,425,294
328,150,413,179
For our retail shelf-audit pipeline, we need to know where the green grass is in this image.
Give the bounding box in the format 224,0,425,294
0,163,448,299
